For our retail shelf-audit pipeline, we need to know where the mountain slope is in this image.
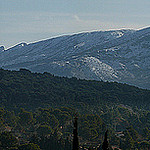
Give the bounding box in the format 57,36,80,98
0,27,150,89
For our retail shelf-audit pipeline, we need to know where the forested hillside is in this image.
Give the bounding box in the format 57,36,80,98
0,68,150,110
0,68,150,149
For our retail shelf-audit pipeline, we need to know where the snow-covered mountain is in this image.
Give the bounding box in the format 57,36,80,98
1,27,150,89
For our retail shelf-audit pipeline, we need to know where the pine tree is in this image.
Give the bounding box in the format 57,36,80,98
102,130,109,150
72,116,79,150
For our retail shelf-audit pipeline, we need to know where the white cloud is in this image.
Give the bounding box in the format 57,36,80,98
74,15,81,22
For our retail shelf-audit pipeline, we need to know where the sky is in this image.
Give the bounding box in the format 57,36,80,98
0,0,150,48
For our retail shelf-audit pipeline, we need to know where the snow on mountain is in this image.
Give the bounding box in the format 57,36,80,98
0,27,150,89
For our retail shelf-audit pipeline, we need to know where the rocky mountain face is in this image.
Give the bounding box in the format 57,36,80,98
0,27,150,89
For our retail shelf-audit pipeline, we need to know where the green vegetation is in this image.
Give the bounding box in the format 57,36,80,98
0,68,150,149
0,68,150,110
18,143,41,150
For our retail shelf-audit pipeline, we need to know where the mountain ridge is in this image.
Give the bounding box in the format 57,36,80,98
1,27,150,89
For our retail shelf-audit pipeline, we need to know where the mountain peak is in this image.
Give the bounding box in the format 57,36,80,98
0,46,5,51
14,42,27,48
7,42,27,51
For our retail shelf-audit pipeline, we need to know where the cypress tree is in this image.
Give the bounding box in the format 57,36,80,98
102,130,109,150
72,116,79,150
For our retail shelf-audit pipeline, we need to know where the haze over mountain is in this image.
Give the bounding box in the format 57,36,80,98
0,27,150,89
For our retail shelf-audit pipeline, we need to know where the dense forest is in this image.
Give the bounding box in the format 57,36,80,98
0,68,150,149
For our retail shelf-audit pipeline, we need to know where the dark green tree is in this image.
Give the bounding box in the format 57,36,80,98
36,124,53,136
38,135,63,150
19,108,33,127
0,131,18,149
18,143,41,150
64,137,72,150
72,116,79,150
121,130,135,149
102,130,109,150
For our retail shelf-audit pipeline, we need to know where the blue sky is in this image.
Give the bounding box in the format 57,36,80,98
1,0,150,48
